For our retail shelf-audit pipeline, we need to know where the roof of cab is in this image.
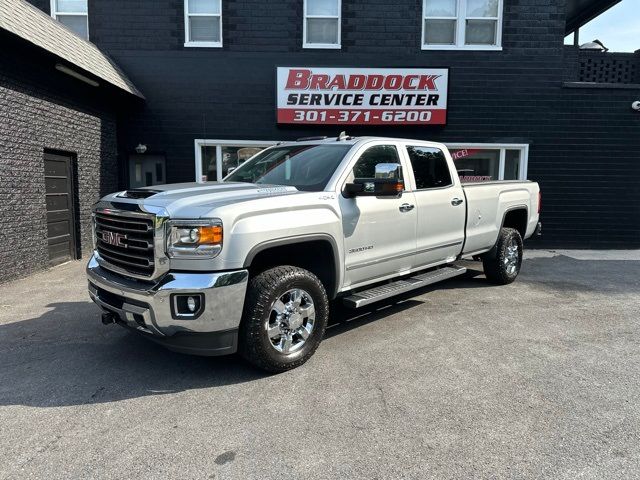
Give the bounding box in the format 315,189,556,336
276,135,447,149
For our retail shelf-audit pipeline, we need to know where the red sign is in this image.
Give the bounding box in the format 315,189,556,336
276,67,449,126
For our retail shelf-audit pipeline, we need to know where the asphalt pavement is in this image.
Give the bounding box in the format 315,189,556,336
0,250,639,479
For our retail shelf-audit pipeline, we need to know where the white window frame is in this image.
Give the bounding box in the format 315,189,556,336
184,0,223,48
303,0,342,49
194,139,279,182
422,0,503,51
444,143,529,180
50,0,89,39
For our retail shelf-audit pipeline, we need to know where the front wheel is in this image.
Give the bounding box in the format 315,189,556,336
482,227,523,285
239,266,329,373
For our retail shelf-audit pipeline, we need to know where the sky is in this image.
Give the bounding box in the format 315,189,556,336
564,0,639,52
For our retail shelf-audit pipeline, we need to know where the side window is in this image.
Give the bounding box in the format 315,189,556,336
352,145,401,179
406,146,453,189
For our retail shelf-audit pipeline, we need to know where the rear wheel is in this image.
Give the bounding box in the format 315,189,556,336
482,227,523,285
239,266,329,373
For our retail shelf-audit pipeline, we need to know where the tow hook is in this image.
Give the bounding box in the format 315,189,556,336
101,312,117,325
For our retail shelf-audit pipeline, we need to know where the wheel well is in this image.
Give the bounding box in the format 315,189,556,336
503,208,527,238
247,240,338,299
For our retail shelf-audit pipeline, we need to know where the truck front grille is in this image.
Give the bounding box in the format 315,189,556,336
95,212,155,277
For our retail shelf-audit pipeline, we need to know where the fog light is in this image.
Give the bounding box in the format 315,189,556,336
187,296,197,312
171,294,204,319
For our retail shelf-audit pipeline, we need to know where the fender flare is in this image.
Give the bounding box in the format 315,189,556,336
242,234,341,299
486,205,529,258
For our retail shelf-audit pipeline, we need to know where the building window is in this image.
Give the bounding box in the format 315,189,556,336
184,0,222,47
422,0,502,50
50,0,88,40
194,140,278,182
304,0,341,49
446,144,528,183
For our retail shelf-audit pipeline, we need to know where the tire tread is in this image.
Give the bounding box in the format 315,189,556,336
482,227,523,285
239,266,328,373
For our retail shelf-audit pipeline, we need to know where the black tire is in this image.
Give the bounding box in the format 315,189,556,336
239,266,329,373
482,227,523,285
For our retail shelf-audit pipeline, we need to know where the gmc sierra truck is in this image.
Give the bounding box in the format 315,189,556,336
87,135,541,372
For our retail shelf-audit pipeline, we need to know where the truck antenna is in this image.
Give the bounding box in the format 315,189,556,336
336,131,350,141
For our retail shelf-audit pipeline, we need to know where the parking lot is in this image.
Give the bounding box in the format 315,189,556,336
1,250,639,479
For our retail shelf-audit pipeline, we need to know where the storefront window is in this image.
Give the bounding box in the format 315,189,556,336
221,146,265,178
201,146,218,181
503,149,520,180
197,141,527,184
195,140,278,182
200,145,266,182
450,148,500,182
447,145,528,183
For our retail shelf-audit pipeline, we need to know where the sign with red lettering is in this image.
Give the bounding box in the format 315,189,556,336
276,67,448,125
450,148,482,160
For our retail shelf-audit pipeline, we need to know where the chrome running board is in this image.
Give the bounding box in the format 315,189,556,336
342,266,467,308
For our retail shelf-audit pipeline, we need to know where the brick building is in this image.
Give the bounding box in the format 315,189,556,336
0,0,639,282
0,0,142,282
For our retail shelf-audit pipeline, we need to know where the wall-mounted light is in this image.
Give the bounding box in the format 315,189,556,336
135,143,148,154
55,63,99,87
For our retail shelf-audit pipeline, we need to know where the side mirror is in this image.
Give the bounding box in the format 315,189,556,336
343,163,404,198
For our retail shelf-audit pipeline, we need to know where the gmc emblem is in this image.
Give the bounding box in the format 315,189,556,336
101,230,127,248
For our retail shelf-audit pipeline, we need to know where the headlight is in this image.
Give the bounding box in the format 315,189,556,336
166,219,223,258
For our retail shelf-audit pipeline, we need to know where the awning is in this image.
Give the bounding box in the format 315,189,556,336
0,0,144,98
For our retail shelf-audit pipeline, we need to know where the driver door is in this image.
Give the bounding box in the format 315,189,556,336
338,144,417,289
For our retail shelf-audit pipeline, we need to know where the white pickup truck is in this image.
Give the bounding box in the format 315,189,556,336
87,135,541,372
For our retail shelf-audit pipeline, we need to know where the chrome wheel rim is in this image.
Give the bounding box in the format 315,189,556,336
266,288,315,354
504,238,520,275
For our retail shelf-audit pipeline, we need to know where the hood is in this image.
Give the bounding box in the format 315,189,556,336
108,182,302,218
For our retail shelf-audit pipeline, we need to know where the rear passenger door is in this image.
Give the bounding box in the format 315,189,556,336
404,145,466,268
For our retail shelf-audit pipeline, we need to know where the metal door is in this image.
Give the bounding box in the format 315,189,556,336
44,151,78,265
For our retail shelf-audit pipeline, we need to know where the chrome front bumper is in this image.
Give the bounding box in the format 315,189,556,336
87,254,249,337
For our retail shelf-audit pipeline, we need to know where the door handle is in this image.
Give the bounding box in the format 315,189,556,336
399,203,415,212
451,198,464,206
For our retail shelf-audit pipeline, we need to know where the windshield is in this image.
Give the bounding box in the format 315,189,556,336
224,144,352,191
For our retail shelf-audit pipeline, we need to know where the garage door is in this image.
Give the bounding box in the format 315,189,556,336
44,152,78,265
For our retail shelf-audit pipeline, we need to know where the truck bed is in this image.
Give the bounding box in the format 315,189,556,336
461,180,540,256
